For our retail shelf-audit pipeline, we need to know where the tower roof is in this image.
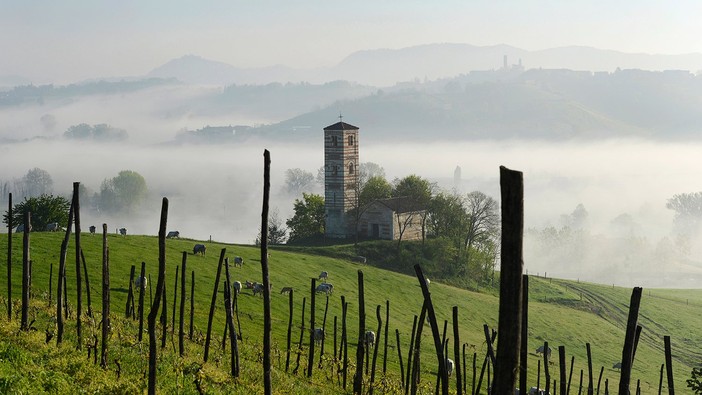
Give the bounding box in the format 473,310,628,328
323,121,359,131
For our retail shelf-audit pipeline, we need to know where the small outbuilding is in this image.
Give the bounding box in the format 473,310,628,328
357,197,424,241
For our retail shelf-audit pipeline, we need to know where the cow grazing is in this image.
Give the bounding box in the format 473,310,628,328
446,358,455,377
314,328,324,345
134,276,148,290
252,282,271,296
233,281,242,295
89,225,96,234
46,222,59,232
166,230,180,239
280,287,293,295
193,244,206,256
245,280,255,289
535,345,552,358
364,330,376,348
318,271,329,282
119,228,127,236
315,283,333,295
426,278,431,285
613,362,622,370
234,256,244,267
16,223,32,233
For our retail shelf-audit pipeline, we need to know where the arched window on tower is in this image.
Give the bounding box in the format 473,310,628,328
348,135,354,146
348,162,354,175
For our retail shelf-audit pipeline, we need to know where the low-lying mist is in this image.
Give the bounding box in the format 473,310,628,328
2,138,701,288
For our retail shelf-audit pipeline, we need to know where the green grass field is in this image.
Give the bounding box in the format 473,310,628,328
0,231,700,393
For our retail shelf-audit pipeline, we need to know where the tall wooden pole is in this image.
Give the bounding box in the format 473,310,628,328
147,198,168,395
73,182,82,349
203,248,225,362
618,287,643,394
100,224,110,368
20,211,30,330
261,149,272,394
6,193,11,320
492,166,524,394
353,270,366,394
178,251,187,356
57,202,74,344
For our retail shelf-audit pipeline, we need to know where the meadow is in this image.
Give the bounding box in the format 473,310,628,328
0,231,700,393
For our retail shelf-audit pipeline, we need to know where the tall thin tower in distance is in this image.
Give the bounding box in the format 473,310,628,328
323,117,359,238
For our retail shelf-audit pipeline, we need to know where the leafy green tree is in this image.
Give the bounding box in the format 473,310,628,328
427,191,467,243
285,193,325,243
98,170,147,213
3,194,70,231
359,175,392,208
256,208,288,245
392,174,435,243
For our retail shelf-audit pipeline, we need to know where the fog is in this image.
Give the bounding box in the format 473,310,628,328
2,136,702,288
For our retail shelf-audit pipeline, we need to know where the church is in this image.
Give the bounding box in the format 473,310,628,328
322,120,424,241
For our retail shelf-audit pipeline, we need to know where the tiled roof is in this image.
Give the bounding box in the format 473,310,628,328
323,121,359,131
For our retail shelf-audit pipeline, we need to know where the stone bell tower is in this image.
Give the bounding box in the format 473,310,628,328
323,118,359,238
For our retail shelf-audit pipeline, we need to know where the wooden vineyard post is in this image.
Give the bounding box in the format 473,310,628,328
179,251,187,356
293,297,306,375
285,289,294,372
203,248,225,362
307,277,316,378
544,341,551,395
147,197,168,395
57,202,74,344
369,304,382,395
559,346,567,395
664,336,674,394
6,192,11,320
100,223,110,368
395,329,404,393
492,166,524,394
318,294,330,367
81,249,92,317
126,265,135,318
73,182,82,350
353,270,366,395
520,275,529,394
224,259,239,377
49,263,53,307
172,264,178,333
405,315,418,394
189,271,194,340
383,299,390,375
453,306,462,395
161,285,167,348
410,301,428,395
586,343,594,395
138,261,146,341
20,211,30,330
618,287,642,394
341,297,348,389
261,149,272,395
413,264,448,395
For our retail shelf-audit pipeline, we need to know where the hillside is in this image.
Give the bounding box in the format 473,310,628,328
0,232,699,393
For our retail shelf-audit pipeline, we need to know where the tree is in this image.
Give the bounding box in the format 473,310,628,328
427,191,467,244
256,208,288,245
22,168,53,198
392,174,434,243
3,194,70,231
359,162,385,185
285,193,325,243
284,168,315,197
462,191,499,263
359,176,392,208
666,192,702,235
98,170,147,213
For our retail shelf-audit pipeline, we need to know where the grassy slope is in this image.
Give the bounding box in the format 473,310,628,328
0,232,699,393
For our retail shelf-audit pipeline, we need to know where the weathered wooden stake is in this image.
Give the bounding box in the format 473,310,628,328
568,355,575,395
172,264,178,333
189,270,194,340
396,329,404,392
586,343,594,395
405,314,418,394
383,299,390,374
658,363,664,395
147,197,168,395
224,259,239,377
179,251,187,356
6,192,11,320
160,285,167,348
20,211,30,330
307,277,316,378
492,166,524,394
138,261,146,341
73,182,82,350
453,306,463,395
57,202,74,344
353,270,366,394
81,249,92,317
285,289,294,372
126,265,135,318
203,248,226,362
618,287,642,394
596,366,604,395
520,275,529,395
100,224,110,368
261,148,272,394
559,346,567,395
342,298,349,389
664,335,674,394
544,341,551,394
410,301,428,395
293,297,306,375
319,294,330,367
369,304,382,395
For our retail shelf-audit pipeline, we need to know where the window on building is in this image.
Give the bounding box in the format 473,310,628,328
331,135,338,146
348,162,354,175
348,135,354,146
332,165,338,176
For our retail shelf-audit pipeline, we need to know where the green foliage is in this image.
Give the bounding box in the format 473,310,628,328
359,175,392,207
3,194,70,230
688,367,702,393
392,174,433,205
98,170,147,213
256,208,288,245
64,123,128,142
286,193,325,243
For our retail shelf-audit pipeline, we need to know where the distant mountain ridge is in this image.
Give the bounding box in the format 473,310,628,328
146,44,702,87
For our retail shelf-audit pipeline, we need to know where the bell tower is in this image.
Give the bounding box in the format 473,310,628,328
323,117,359,238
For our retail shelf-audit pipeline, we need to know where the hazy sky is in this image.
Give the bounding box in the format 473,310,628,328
2,1,702,83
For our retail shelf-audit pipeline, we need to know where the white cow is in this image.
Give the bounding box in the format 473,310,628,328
315,283,333,295
233,281,241,295
135,276,147,290
446,358,454,377
318,271,329,282
364,330,376,348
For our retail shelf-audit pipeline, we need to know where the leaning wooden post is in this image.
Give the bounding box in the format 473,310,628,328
147,197,168,395
57,202,74,344
664,336,674,394
586,343,594,395
293,297,307,375
189,270,195,340
520,275,529,394
413,264,448,395
559,346,567,395
353,270,366,394
223,259,239,377
307,277,317,378
285,289,294,372
319,294,330,367
568,355,575,394
658,363,664,395
453,306,463,395
396,329,405,392
160,284,167,348
20,211,30,330
203,248,225,362
492,165,524,394
73,182,82,349
261,149,272,394
383,299,390,374
100,223,110,368
81,249,92,317
138,261,146,341
179,251,187,356
369,304,382,395
341,298,349,389
405,315,418,394
618,287,643,394
6,192,11,320
544,341,551,395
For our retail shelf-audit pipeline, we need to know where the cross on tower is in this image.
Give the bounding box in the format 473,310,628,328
338,113,343,123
